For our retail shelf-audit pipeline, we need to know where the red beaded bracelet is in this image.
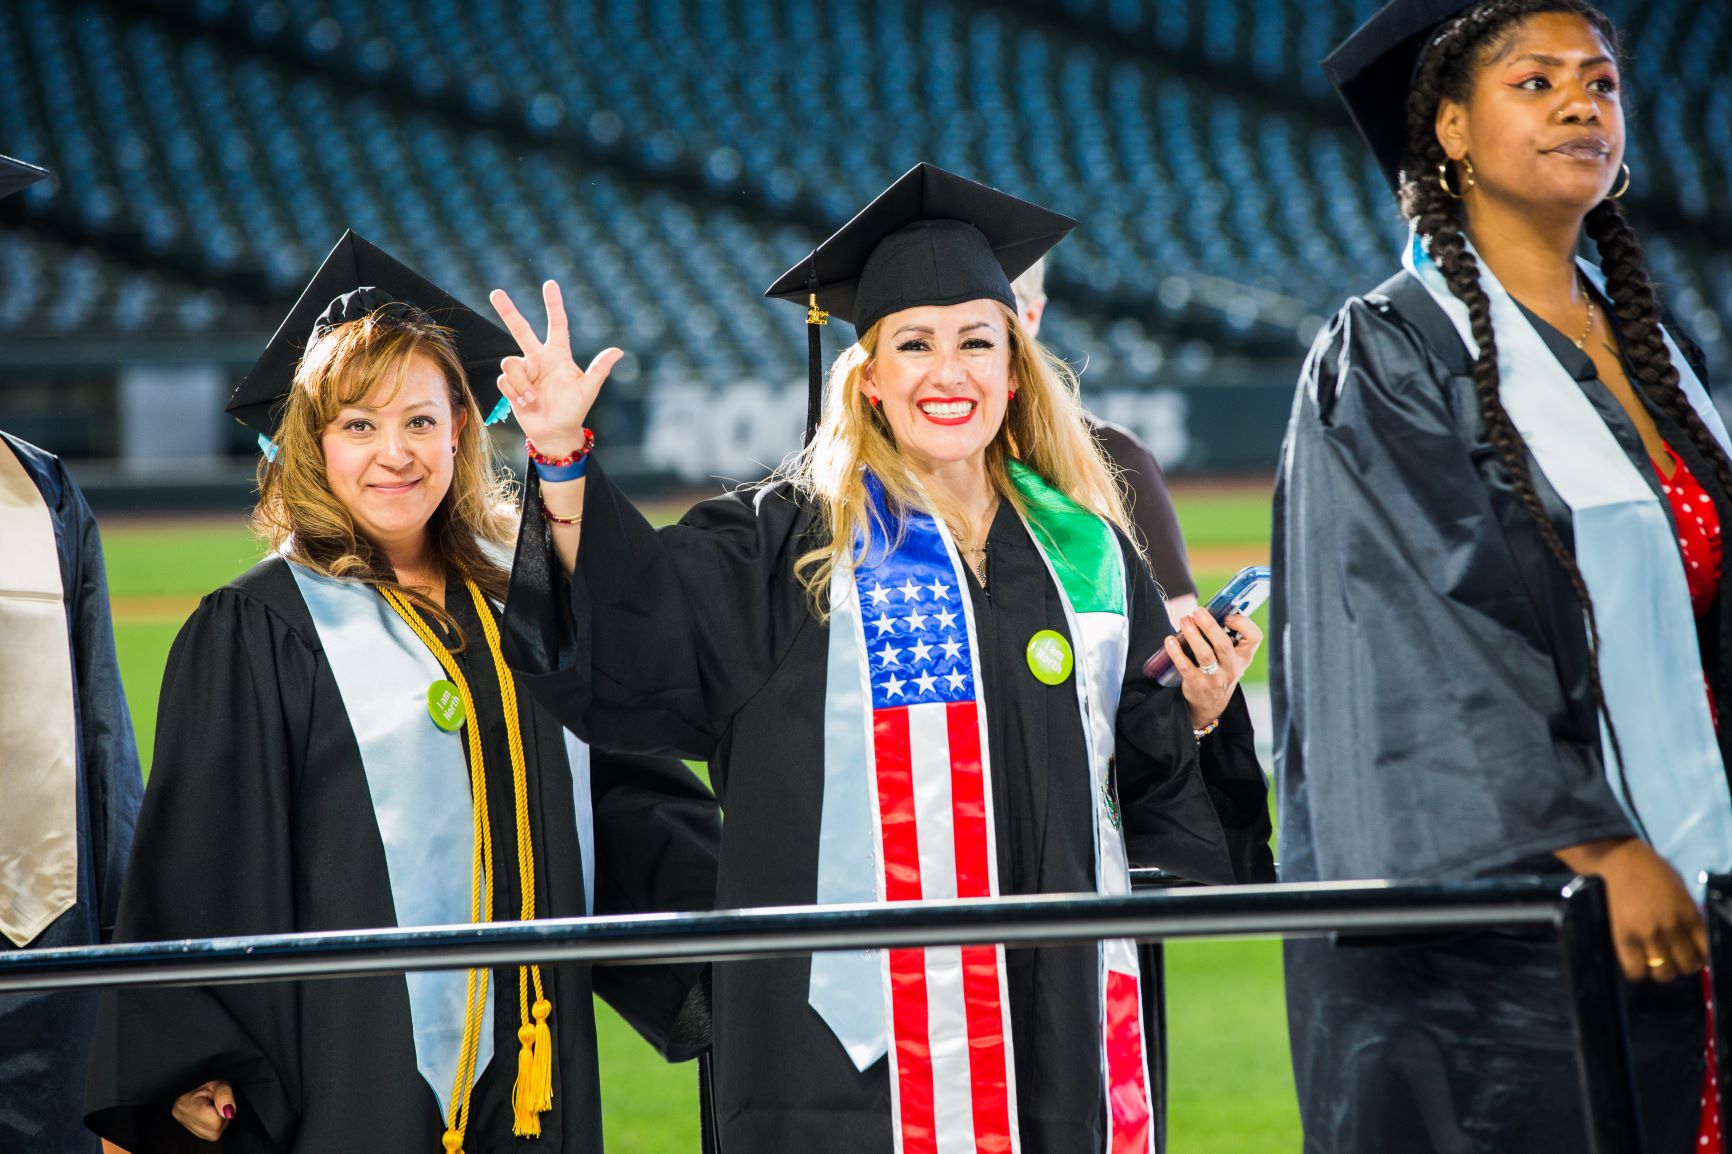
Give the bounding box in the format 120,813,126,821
526,428,595,468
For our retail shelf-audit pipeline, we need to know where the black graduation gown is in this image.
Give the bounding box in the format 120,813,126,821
1272,272,1718,1154
0,433,143,1154
502,462,1272,1154
84,555,719,1154
1086,415,1197,601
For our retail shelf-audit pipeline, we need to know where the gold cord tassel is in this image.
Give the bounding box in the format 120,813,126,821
512,1019,540,1136
531,996,555,1110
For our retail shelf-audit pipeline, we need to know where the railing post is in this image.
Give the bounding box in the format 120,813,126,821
1558,875,1642,1154
1705,873,1732,1140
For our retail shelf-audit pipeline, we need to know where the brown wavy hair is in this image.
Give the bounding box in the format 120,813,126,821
779,300,1133,618
251,308,518,643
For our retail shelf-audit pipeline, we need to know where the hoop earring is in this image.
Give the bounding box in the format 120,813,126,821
1438,156,1475,199
1607,162,1631,200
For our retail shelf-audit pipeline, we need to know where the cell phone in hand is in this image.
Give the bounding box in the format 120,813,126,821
1141,565,1272,687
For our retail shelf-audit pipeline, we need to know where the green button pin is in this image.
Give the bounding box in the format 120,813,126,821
1025,630,1074,686
428,679,466,731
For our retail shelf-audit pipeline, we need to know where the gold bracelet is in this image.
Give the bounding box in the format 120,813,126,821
539,494,583,527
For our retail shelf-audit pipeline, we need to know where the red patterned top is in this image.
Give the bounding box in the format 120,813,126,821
1656,442,1723,617
1653,444,1727,1154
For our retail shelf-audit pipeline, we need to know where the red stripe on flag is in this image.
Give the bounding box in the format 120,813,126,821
873,708,922,902
960,944,1013,1153
947,701,1015,1152
889,947,938,1154
1106,969,1153,1154
874,708,936,1153
945,701,991,899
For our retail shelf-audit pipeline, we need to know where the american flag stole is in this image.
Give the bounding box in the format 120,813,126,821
851,479,1019,1154
839,466,1152,1154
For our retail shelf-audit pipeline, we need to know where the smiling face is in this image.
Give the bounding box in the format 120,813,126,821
319,352,466,564
1438,11,1624,219
862,299,1014,476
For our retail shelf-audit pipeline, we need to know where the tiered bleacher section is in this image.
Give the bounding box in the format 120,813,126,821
1,0,1728,394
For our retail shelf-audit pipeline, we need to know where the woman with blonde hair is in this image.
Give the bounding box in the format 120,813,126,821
495,165,1271,1154
84,233,719,1154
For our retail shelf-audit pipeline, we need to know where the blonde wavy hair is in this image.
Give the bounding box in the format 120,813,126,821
782,300,1132,618
251,308,518,643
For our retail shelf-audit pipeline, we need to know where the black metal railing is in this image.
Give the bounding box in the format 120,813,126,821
0,875,1689,1154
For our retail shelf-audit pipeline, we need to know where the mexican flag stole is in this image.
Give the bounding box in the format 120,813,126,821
814,461,1154,1154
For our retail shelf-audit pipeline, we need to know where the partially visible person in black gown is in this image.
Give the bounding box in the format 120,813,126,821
1010,257,1199,623
0,152,143,1154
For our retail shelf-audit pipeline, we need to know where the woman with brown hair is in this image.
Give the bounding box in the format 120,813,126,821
494,164,1274,1154
83,233,719,1154
1275,1,1732,1150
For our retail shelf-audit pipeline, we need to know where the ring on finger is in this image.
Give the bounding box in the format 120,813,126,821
1645,955,1670,971
1198,661,1221,676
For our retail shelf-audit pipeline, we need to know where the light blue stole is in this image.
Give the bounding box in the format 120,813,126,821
1405,228,1732,892
289,562,594,1112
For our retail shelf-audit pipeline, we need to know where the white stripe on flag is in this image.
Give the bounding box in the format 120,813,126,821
908,703,959,901
907,703,978,1152
925,944,980,1154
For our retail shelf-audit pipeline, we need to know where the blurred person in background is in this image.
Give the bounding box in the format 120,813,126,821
1275,2,1730,1151
1011,258,1200,625
84,233,719,1154
493,163,1273,1154
0,153,143,1154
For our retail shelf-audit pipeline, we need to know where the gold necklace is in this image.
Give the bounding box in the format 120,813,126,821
959,542,988,588
1574,273,1596,350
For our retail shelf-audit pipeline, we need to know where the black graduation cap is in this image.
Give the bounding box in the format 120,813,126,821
229,230,520,438
1323,0,1478,195
0,154,49,201
765,163,1077,442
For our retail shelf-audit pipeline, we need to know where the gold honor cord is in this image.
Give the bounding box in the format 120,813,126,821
382,577,554,1149
470,589,555,1126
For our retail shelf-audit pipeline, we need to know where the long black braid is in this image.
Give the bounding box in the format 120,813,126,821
1395,0,1732,797
1585,198,1732,526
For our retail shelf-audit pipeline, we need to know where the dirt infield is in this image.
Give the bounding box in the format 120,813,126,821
1187,543,1270,571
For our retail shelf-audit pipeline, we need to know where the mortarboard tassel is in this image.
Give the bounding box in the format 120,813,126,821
804,271,827,446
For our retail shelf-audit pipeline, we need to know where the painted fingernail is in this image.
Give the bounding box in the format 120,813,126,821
523,391,536,403
221,1105,236,1120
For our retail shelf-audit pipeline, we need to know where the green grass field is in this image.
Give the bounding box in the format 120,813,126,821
102,482,1296,1153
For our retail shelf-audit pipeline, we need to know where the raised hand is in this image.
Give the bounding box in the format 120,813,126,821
489,280,623,458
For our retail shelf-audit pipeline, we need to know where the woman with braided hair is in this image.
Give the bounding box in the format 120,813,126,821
1275,1,1732,1150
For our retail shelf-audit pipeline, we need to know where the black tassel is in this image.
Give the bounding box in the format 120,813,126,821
804,271,827,446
